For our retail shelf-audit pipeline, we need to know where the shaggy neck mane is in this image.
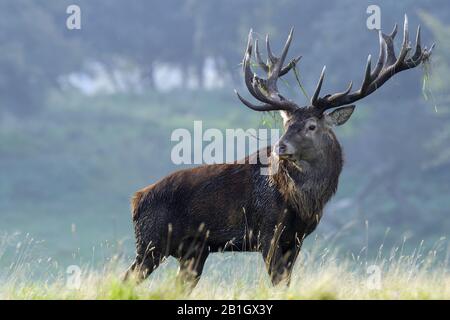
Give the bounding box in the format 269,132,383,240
269,142,343,221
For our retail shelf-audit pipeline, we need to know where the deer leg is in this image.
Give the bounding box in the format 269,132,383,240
176,249,209,291
123,260,138,282
123,251,162,284
262,249,286,286
279,246,302,286
262,236,302,286
263,248,300,286
261,237,285,286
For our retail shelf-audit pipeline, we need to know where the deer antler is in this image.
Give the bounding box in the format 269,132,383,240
235,28,301,112
311,15,435,112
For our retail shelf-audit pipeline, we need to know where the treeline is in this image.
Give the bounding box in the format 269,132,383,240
1,0,448,114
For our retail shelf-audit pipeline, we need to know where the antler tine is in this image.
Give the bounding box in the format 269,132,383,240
370,31,386,81
242,28,253,71
328,81,353,102
389,23,398,38
255,39,269,72
311,66,326,107
243,31,267,102
235,90,290,112
382,33,397,66
361,55,372,93
266,34,276,64
280,55,302,76
311,15,434,112
410,25,422,61
379,22,401,68
396,14,411,64
273,27,294,75
430,43,436,54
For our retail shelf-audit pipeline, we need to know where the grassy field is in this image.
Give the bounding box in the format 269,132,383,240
1,90,449,300
1,237,449,300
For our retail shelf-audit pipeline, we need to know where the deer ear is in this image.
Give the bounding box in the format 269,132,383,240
325,105,355,126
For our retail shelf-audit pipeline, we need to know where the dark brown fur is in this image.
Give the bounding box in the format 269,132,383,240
125,108,345,286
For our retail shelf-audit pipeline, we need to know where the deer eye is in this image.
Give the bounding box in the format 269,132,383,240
308,124,316,131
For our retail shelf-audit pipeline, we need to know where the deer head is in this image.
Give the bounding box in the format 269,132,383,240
235,15,434,164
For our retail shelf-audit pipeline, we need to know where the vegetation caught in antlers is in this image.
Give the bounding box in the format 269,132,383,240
311,15,435,111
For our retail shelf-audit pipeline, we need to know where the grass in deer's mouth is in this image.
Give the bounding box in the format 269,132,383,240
1,240,449,300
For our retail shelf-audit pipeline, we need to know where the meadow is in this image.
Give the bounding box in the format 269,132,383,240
1,231,449,300
1,90,449,300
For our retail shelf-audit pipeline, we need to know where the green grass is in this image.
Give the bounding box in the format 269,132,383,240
2,259,449,300
1,236,449,300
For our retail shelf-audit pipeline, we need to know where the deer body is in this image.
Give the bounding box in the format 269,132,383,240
127,120,344,285
125,16,433,287
129,148,342,285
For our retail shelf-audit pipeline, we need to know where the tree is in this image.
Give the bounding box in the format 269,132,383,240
0,1,81,114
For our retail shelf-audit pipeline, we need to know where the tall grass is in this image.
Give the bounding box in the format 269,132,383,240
1,233,449,300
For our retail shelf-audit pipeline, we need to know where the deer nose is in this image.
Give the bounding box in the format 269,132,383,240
274,141,288,156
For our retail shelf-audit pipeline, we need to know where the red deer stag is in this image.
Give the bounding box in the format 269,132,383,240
125,16,433,287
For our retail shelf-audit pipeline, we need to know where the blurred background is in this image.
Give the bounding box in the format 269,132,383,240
0,0,449,278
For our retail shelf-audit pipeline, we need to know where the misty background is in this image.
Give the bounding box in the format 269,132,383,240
0,0,449,278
